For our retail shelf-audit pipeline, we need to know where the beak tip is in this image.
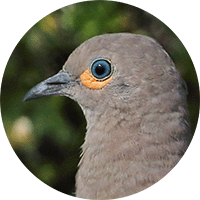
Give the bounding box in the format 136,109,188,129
23,72,72,102
23,92,34,101
23,86,42,102
23,97,27,102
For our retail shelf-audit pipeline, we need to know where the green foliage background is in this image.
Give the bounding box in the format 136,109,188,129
1,0,199,196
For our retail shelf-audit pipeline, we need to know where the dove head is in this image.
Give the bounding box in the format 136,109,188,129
24,33,186,121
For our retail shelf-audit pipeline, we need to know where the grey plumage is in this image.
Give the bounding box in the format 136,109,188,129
24,33,191,199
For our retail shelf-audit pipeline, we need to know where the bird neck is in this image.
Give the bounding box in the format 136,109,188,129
83,105,138,145
76,100,190,199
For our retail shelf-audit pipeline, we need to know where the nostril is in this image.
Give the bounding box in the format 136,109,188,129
46,82,66,85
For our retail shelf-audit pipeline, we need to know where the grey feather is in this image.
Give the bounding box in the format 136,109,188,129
24,33,191,199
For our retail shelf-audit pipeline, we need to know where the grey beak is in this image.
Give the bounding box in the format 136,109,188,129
23,72,72,101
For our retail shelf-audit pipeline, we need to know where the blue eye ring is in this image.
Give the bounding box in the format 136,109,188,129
90,58,113,80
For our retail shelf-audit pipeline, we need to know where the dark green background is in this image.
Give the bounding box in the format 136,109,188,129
1,0,199,196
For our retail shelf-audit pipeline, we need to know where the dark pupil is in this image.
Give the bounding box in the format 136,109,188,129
95,64,105,76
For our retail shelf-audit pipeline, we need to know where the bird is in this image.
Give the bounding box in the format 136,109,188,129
23,33,191,199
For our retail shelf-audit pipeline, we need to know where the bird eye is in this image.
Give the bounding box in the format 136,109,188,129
91,59,112,80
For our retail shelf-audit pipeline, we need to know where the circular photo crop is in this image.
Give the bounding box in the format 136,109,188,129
1,1,199,199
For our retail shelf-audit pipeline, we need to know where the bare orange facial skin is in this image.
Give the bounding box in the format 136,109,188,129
80,69,112,90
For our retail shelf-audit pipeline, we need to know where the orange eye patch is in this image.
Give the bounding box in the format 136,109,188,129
80,69,112,90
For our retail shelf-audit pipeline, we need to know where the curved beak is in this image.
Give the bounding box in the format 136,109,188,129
23,72,73,101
